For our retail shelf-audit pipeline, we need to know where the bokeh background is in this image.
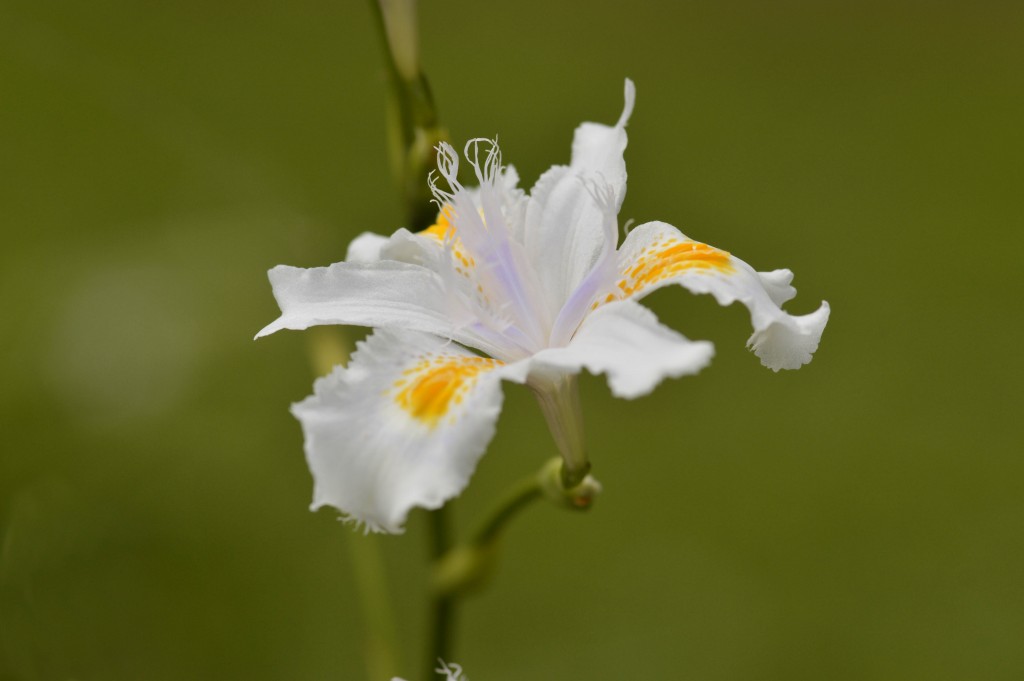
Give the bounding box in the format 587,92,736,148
2,1,1022,679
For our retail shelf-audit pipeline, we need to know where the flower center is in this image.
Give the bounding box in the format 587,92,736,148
421,205,478,276
421,205,455,241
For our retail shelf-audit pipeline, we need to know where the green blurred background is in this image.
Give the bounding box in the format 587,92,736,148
2,1,1022,679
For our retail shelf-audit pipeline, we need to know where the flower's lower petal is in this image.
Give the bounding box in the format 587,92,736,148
530,300,714,399
291,330,508,533
613,221,830,371
255,260,458,340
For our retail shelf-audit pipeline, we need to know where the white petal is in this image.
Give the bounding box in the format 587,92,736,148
523,80,636,325
345,232,389,263
569,77,635,210
255,260,458,340
379,226,444,266
747,301,830,373
446,142,550,348
530,300,714,399
614,221,830,371
292,330,509,533
524,165,606,322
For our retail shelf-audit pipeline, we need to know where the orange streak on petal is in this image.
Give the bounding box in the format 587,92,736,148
395,355,503,428
621,239,734,298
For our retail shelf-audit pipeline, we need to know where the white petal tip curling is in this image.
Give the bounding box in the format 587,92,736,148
757,268,797,306
618,78,637,128
748,301,831,372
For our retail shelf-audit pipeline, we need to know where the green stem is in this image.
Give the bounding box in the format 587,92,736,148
347,534,401,681
424,477,543,679
368,0,446,232
425,506,455,681
472,475,543,546
430,460,598,598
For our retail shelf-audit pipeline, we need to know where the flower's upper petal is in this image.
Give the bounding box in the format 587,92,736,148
523,165,607,323
345,232,389,262
610,221,830,371
570,78,635,211
523,80,636,325
292,329,509,533
529,299,714,399
255,260,491,347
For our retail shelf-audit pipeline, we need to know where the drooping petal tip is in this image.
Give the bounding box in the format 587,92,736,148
613,221,829,372
618,78,636,128
747,300,830,372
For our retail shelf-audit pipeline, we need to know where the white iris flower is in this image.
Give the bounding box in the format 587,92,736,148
258,80,830,533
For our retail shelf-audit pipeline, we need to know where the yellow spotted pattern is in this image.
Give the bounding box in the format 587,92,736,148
595,237,734,308
394,354,503,428
421,205,456,241
420,205,476,275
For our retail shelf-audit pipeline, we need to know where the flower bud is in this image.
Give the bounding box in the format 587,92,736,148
537,457,602,511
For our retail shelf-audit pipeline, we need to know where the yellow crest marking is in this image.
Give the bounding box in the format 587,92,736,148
593,238,734,309
394,354,502,428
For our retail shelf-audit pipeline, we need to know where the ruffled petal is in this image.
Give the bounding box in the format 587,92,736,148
291,330,509,533
523,80,636,325
612,221,830,371
530,300,714,399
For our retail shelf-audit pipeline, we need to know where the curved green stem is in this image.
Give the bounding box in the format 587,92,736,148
431,459,602,599
424,476,543,680
472,475,543,546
